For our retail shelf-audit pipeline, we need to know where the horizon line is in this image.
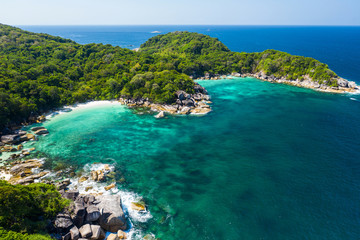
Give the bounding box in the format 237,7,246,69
14,24,360,27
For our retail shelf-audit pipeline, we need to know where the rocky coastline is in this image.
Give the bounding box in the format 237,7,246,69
0,124,155,240
195,72,359,93
118,82,212,117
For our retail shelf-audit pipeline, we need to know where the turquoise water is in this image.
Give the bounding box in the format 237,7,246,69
30,78,360,239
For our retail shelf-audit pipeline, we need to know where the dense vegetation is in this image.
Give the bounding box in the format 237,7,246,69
0,181,68,237
0,24,339,128
140,31,338,82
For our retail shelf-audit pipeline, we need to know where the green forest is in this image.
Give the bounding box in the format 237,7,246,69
0,24,339,128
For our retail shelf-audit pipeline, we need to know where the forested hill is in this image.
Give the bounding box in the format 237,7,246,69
0,24,343,128
140,31,339,83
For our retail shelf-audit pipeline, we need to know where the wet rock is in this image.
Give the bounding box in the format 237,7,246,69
107,233,119,240
79,224,92,238
9,159,42,176
143,234,156,240
104,183,116,191
78,176,88,183
130,201,146,211
70,226,80,240
1,134,20,144
179,107,191,115
86,205,101,222
95,195,127,231
34,129,49,135
13,171,48,185
20,135,28,142
26,133,35,140
155,111,165,119
31,126,46,131
117,230,127,239
91,170,106,182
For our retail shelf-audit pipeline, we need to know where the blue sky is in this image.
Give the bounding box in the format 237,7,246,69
1,0,359,25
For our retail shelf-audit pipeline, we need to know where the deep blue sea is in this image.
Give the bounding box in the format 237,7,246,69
18,26,360,239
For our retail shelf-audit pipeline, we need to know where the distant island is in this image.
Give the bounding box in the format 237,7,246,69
0,24,357,130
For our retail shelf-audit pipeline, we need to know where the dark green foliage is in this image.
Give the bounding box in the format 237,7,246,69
0,228,52,240
0,181,69,233
0,24,340,128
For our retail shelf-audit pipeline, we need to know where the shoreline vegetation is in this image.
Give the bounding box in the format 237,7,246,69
0,24,359,239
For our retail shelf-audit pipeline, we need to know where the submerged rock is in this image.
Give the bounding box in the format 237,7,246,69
34,129,49,135
155,111,165,118
130,201,146,211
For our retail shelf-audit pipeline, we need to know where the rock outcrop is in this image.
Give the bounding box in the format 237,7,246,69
119,82,212,116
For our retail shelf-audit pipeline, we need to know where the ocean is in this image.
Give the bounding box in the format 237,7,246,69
18,26,360,239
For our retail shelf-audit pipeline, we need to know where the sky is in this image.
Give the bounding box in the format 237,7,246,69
0,0,359,26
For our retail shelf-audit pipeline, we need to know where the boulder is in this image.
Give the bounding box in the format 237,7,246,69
70,226,80,240
34,129,49,135
55,213,73,230
86,205,101,222
13,171,48,185
63,190,79,201
155,111,165,119
117,230,127,239
1,134,20,144
89,225,104,240
79,224,92,238
26,133,35,140
57,178,71,190
337,78,348,88
104,183,116,191
179,107,191,115
78,176,88,183
175,90,187,100
9,159,42,176
130,201,146,211
62,232,71,240
107,233,119,240
95,195,127,232
91,170,106,182
31,126,46,131
348,81,357,88
20,135,28,142
182,99,195,107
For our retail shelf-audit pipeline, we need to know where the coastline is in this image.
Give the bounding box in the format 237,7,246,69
0,105,156,240
195,72,360,94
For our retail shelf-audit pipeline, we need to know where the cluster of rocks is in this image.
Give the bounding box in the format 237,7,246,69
1,159,48,184
119,83,212,117
228,71,359,93
193,73,233,80
0,126,49,161
54,192,128,240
